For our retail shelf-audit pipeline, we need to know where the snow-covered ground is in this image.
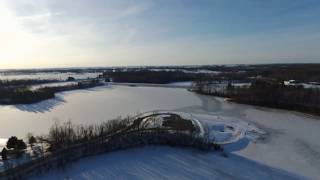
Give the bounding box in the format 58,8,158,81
185,98,320,179
192,113,265,144
0,85,319,179
31,146,303,180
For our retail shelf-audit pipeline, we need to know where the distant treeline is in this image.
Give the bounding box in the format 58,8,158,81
104,70,201,84
193,79,320,116
246,64,320,82
195,64,320,83
0,88,55,104
0,79,58,104
103,64,320,84
0,79,58,88
0,79,102,105
2,64,320,84
0,69,102,74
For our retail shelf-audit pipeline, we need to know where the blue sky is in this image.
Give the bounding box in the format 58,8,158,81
1,0,320,68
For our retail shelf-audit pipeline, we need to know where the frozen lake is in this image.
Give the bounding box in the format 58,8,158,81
0,85,203,138
1,85,320,178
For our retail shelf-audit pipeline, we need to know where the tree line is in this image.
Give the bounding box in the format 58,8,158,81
103,70,200,84
193,78,320,116
0,79,102,105
0,79,58,88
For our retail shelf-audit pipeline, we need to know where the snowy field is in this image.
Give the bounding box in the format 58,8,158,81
0,72,100,81
0,85,319,179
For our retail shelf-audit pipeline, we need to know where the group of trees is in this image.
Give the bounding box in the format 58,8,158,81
0,79,57,88
47,118,131,151
0,114,216,178
251,64,320,82
193,78,320,116
1,136,26,160
46,113,208,152
191,64,320,116
103,64,320,84
0,79,59,104
0,88,56,104
6,137,27,150
1,135,37,161
43,116,213,176
103,70,200,84
162,114,196,132
0,79,103,105
0,79,60,104
190,64,320,84
66,76,76,81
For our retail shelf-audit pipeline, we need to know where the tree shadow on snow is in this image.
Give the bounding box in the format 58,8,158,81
14,96,66,113
34,146,306,180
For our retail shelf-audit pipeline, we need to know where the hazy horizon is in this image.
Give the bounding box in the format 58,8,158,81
1,0,320,69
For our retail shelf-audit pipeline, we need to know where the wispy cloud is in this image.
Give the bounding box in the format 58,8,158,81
18,12,62,21
119,3,152,18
